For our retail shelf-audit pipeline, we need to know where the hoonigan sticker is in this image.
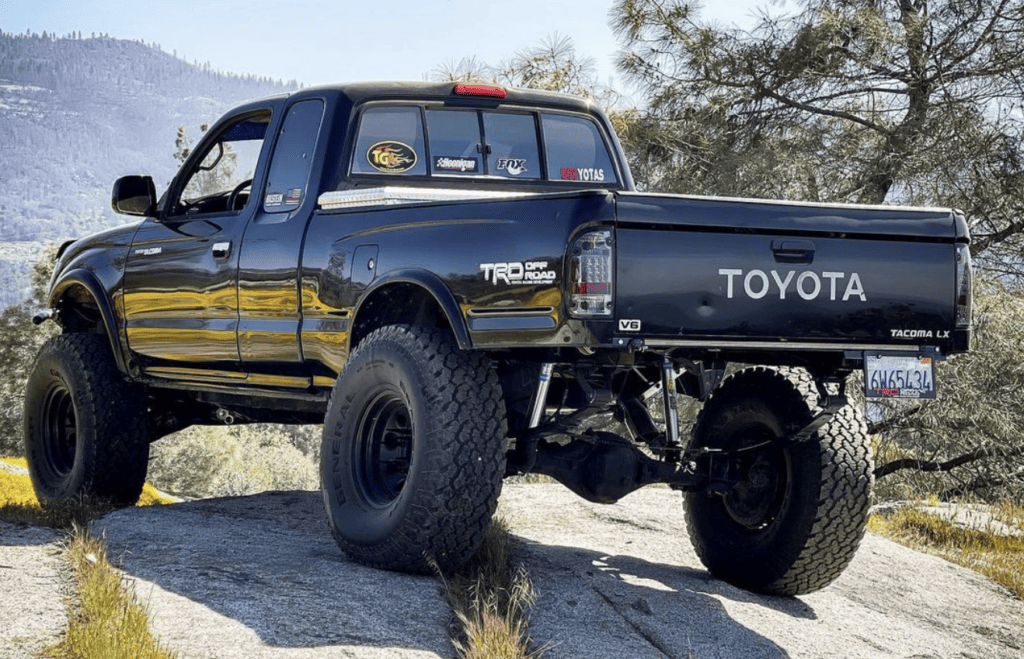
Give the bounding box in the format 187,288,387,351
434,156,479,172
367,141,417,173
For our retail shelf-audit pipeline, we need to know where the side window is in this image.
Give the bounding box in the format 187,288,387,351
541,114,617,184
484,113,540,180
426,110,482,176
351,106,427,176
175,111,271,215
263,100,325,213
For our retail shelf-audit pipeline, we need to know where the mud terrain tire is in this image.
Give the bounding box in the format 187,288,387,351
320,325,506,573
684,367,873,595
24,333,149,506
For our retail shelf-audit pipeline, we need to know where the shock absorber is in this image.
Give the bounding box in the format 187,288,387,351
528,363,555,429
661,355,681,460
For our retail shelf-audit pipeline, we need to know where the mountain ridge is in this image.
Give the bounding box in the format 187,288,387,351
0,31,298,307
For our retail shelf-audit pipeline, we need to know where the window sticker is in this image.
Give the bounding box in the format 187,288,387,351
265,192,284,206
434,156,479,173
367,141,417,173
285,188,303,205
496,158,528,176
561,167,605,182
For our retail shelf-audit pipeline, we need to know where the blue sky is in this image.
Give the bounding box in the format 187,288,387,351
0,0,774,90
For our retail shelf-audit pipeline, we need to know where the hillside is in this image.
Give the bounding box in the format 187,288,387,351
0,31,298,307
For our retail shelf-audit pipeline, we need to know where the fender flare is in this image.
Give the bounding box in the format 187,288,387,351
50,268,129,375
352,269,472,352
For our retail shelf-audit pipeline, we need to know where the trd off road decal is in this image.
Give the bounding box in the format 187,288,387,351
367,141,417,173
561,167,605,182
434,156,478,172
480,261,556,285
496,158,527,176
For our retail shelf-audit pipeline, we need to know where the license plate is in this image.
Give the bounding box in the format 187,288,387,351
864,353,936,399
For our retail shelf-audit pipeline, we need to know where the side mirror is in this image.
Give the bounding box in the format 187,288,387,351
112,175,156,216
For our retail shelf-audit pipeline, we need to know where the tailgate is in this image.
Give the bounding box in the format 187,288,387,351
613,193,960,349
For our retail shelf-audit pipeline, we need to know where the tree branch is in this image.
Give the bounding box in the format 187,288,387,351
874,443,1024,479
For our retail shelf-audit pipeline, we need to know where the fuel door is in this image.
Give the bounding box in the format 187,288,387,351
351,245,379,294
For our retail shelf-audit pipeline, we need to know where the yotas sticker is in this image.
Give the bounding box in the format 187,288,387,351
561,167,605,182
367,141,417,173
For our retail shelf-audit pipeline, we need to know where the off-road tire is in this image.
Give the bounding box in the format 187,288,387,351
684,367,873,596
24,332,149,506
320,325,507,574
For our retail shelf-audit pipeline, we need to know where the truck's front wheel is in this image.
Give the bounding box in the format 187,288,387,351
24,333,149,506
684,367,873,596
320,325,506,573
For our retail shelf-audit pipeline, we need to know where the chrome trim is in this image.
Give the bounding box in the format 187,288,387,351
467,306,555,317
319,186,536,210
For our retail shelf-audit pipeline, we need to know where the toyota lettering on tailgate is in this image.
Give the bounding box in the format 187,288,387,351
718,268,867,302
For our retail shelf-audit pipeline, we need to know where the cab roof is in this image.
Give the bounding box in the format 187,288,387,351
289,80,601,113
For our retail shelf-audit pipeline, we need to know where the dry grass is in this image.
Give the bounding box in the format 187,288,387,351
869,501,1024,599
437,516,546,659
2,455,181,658
0,456,175,528
40,527,178,659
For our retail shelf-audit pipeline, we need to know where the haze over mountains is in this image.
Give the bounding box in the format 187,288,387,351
0,30,298,307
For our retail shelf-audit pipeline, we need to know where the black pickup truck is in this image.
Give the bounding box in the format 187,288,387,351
25,81,972,595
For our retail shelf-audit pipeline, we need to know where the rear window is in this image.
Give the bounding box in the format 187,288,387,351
349,105,616,184
542,113,617,184
351,106,427,176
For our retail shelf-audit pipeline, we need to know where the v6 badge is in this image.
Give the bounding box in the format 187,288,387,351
618,319,641,332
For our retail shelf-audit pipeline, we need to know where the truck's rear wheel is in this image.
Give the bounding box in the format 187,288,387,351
320,325,506,573
24,333,149,507
684,367,872,595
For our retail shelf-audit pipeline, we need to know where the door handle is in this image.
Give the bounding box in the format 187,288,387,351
771,239,815,264
212,241,231,258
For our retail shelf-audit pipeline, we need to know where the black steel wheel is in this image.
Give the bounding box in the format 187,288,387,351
24,333,149,506
352,391,413,507
685,367,873,596
320,325,507,573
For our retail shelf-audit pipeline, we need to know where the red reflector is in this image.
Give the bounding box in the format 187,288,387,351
453,83,507,98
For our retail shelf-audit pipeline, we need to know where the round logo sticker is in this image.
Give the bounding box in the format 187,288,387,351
367,141,417,173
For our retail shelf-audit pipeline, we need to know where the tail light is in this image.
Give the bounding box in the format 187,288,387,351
955,243,972,327
568,229,613,317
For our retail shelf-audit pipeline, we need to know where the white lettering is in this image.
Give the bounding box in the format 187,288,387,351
797,271,821,300
770,270,795,299
744,270,769,299
892,329,934,339
719,269,742,298
718,268,867,302
843,273,867,301
481,261,557,285
823,272,844,300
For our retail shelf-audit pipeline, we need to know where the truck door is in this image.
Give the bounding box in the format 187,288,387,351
123,109,273,370
237,98,326,373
